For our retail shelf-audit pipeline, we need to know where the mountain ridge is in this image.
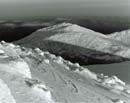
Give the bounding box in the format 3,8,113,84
109,29,130,47
15,22,130,65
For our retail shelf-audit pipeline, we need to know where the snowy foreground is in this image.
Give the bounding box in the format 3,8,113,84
0,41,130,103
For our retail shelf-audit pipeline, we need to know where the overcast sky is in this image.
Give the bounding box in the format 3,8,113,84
0,0,129,19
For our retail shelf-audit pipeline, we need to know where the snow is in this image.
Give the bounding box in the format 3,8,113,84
8,43,16,48
1,41,7,45
0,49,5,54
53,56,64,64
49,54,57,60
34,48,44,56
109,29,130,46
9,61,32,78
25,78,54,103
43,59,50,64
101,76,125,86
45,23,130,59
16,22,130,65
112,99,125,103
0,79,16,103
74,63,80,68
77,69,97,80
0,41,129,103
124,89,130,95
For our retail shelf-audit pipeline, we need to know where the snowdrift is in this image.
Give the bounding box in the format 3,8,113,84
0,41,129,103
109,29,130,47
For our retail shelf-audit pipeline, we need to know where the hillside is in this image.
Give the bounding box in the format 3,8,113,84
16,23,130,65
109,30,130,47
0,41,130,103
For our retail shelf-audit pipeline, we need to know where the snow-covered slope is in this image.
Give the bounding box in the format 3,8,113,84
109,30,130,46
87,61,130,84
0,41,130,103
16,23,130,65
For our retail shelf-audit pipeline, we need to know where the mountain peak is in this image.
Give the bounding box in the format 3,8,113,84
37,22,98,34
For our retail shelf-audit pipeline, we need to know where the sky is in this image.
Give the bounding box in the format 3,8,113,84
0,0,129,19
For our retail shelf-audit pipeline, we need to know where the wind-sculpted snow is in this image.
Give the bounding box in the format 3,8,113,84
0,41,130,103
109,30,130,47
0,79,16,103
45,23,130,58
16,23,130,65
0,42,55,103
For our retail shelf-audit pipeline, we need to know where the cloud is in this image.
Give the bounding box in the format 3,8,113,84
0,0,129,18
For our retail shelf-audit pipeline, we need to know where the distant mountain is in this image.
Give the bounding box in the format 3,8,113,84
0,41,130,103
109,30,130,47
0,21,53,42
15,23,130,65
